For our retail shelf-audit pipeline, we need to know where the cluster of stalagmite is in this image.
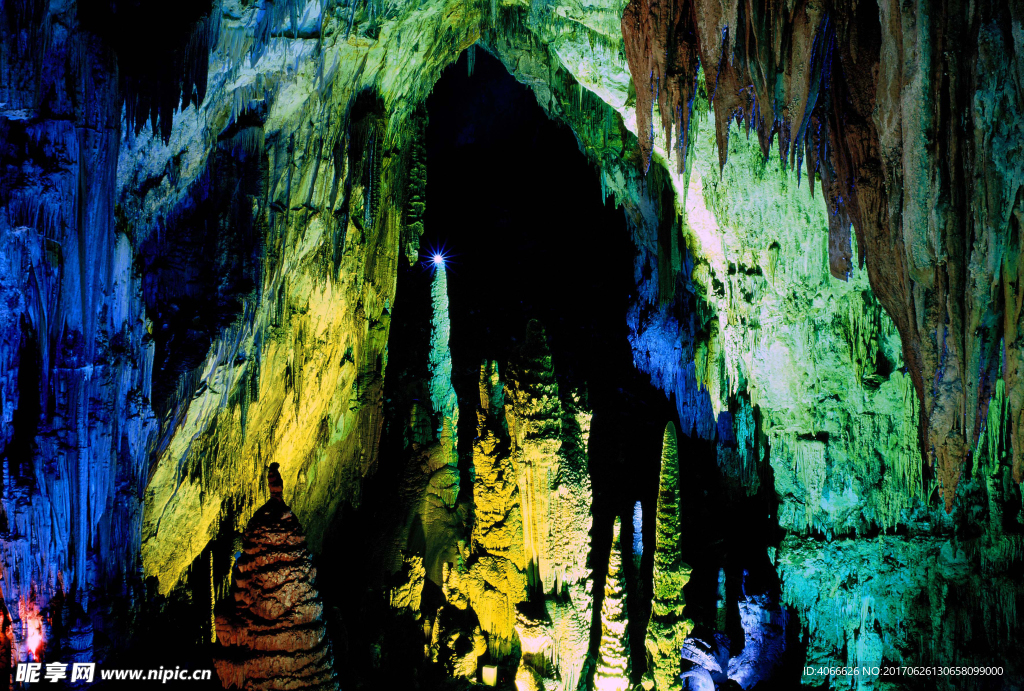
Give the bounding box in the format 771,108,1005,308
506,321,594,691
215,464,339,691
595,518,630,691
395,319,595,688
462,361,528,655
4,0,1021,683
645,423,693,690
506,322,593,592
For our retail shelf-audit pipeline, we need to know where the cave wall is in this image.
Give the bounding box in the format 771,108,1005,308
128,0,483,595
0,0,158,664
479,2,1024,682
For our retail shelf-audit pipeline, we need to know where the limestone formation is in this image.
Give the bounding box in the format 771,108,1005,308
215,464,339,691
506,321,566,594
429,604,487,680
618,0,1024,511
390,555,426,614
646,422,693,691
4,0,1024,684
427,263,460,508
595,517,630,691
506,322,594,690
464,361,527,656
506,321,591,595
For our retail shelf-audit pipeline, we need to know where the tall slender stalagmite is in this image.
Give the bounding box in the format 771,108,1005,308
595,517,630,691
428,260,460,507
645,422,693,690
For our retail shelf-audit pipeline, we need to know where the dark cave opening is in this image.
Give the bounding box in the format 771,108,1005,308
324,46,797,689
420,46,674,677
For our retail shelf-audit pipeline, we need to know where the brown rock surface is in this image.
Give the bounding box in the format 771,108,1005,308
215,464,339,691
621,0,1024,508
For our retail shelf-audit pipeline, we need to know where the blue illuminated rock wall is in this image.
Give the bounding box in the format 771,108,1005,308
0,6,157,665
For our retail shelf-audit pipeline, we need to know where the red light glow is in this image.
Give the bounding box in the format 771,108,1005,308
19,600,45,662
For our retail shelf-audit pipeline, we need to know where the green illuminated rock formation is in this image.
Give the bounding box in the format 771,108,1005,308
595,517,629,691
645,422,692,691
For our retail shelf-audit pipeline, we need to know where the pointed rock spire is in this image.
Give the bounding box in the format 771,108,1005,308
595,517,630,691
645,422,693,690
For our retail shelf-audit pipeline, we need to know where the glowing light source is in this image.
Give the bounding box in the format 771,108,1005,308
422,244,452,272
481,665,498,686
20,599,45,661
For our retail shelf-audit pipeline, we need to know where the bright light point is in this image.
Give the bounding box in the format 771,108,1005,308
433,254,444,265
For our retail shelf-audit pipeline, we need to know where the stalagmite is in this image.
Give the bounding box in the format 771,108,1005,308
506,322,594,690
6,0,1021,683
595,517,630,691
645,422,693,691
715,568,727,631
506,321,564,593
215,464,339,691
428,261,460,508
505,321,591,594
632,501,643,563
464,361,528,656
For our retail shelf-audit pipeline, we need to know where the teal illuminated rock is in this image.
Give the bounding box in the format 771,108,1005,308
428,262,460,508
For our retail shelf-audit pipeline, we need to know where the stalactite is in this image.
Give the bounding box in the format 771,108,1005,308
619,0,1024,508
403,108,428,264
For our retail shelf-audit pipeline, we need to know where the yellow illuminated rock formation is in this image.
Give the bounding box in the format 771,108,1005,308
506,321,592,595
505,321,594,690
464,361,528,656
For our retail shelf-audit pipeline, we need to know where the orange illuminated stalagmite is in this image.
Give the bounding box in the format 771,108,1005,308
19,599,46,662
214,464,339,691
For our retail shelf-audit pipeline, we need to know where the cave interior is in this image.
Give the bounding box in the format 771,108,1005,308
1,0,1023,690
